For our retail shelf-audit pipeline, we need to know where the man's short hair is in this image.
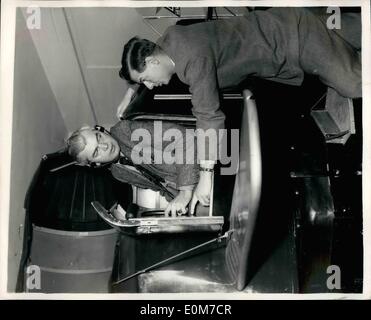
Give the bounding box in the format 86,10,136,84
66,127,89,165
119,37,158,84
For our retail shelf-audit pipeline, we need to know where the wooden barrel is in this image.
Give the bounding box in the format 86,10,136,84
26,226,117,293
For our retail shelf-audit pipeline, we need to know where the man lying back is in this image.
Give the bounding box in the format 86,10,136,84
66,120,201,217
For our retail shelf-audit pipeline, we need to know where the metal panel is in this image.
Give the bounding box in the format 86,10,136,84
225,90,262,291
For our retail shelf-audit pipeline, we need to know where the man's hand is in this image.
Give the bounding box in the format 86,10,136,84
164,189,193,217
190,171,212,215
111,204,127,221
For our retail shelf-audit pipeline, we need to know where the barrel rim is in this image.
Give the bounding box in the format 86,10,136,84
32,225,117,237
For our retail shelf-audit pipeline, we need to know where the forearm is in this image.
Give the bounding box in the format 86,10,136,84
186,56,225,161
117,86,139,120
121,87,136,106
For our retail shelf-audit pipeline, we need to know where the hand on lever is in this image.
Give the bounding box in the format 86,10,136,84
111,203,127,221
164,189,193,217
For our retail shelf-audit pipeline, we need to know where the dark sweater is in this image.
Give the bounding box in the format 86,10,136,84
157,7,361,159
110,120,199,192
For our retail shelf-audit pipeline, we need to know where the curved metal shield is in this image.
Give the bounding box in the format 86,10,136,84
225,90,262,291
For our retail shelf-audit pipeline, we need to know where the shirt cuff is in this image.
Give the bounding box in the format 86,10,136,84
178,184,196,191
200,160,216,168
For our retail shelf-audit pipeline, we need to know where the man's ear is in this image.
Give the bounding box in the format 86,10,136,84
145,56,159,65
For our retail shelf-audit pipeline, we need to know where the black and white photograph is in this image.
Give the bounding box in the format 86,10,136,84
0,0,370,300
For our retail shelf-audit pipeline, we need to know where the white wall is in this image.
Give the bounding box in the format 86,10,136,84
22,8,96,132
8,10,67,291
64,7,169,127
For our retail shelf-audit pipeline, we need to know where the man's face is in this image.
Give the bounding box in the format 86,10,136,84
130,56,173,90
77,129,120,165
